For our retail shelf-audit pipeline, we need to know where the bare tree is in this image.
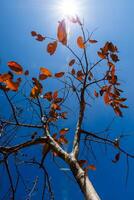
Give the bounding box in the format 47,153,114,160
0,16,133,200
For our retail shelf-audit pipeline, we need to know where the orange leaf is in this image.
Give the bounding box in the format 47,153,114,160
55,72,65,78
87,164,96,171
59,135,68,144
47,41,57,55
59,128,69,135
97,52,106,59
8,61,23,74
39,74,48,80
0,73,12,82
57,20,67,45
30,78,42,98
77,36,85,49
51,103,61,110
5,79,20,91
40,67,52,77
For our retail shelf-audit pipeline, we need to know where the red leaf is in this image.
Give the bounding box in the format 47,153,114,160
8,61,23,74
104,92,110,104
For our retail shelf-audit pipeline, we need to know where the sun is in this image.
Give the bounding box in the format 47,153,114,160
56,0,82,18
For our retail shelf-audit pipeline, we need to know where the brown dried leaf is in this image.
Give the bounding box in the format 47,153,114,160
57,20,67,45
55,72,65,78
94,90,99,97
47,41,57,55
89,39,98,44
43,92,53,101
110,54,119,62
69,59,75,67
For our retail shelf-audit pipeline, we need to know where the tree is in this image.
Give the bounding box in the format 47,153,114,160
0,16,133,200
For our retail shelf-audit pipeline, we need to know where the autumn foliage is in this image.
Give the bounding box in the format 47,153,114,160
0,17,127,117
0,15,130,200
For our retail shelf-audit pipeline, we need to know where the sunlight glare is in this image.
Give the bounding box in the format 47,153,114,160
57,0,82,18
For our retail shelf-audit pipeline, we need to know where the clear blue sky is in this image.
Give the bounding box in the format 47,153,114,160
0,0,134,199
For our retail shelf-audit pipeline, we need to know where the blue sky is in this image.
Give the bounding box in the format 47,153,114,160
0,0,134,199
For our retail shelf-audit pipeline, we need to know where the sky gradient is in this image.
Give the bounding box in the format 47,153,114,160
0,1,134,199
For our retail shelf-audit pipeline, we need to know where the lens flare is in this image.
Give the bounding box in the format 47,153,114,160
56,0,82,18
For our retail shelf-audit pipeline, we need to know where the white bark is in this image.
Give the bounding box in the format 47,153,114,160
69,157,101,200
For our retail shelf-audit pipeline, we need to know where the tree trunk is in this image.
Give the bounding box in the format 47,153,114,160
69,158,101,200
